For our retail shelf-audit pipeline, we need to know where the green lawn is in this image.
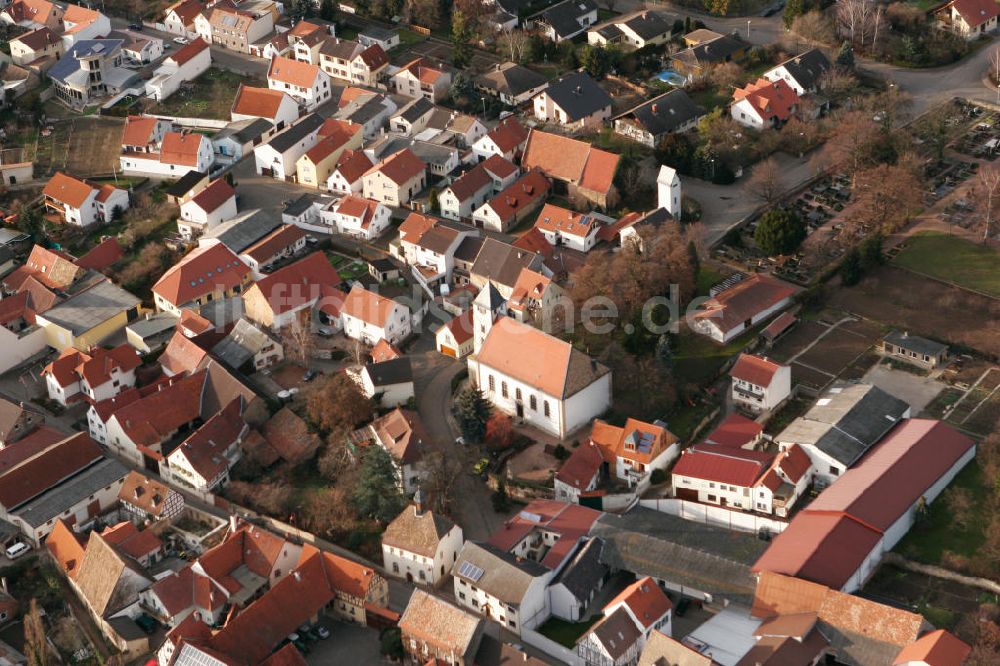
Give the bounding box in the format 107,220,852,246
695,266,726,297
537,616,600,648
689,86,731,113
147,68,264,120
895,462,989,565
893,231,1000,298
673,325,760,386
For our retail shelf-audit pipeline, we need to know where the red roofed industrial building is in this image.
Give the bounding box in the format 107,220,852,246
692,274,801,343
754,419,975,591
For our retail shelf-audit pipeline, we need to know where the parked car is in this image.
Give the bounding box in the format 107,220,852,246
174,37,189,45
675,597,691,617
318,327,333,337
128,22,143,31
305,235,319,245
455,436,465,447
303,369,318,382
473,458,490,476
5,542,29,559
316,626,330,639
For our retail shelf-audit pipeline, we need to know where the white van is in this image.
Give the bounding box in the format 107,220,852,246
5,542,29,560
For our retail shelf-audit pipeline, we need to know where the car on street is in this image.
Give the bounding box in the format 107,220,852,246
316,626,330,639
473,458,490,476
128,22,143,30
174,37,189,45
5,542,29,559
303,369,318,382
455,436,465,446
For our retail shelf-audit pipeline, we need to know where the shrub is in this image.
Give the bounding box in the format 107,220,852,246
754,208,806,256
650,468,667,485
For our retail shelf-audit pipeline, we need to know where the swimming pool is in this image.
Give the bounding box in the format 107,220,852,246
655,70,686,86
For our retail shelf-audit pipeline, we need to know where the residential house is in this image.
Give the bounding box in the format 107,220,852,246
882,331,949,369
267,55,332,111
730,353,792,413
152,243,251,315
43,172,129,227
120,130,214,178
532,70,613,129
472,168,550,233
359,25,399,50
754,419,975,592
210,318,284,372
50,39,134,110
197,208,284,256
468,238,546,298
894,629,972,665
260,407,322,464
239,223,307,278
322,195,392,240
325,149,374,195
763,48,832,95
435,309,475,359
533,203,613,252
391,57,451,102
522,129,620,209
118,471,184,525
0,432,128,547
34,280,142,352
145,37,211,102
475,62,548,106
470,316,610,438
9,26,63,67
120,114,169,156
101,371,206,467
638,631,712,666
366,134,459,180
178,178,238,240
472,117,530,162
350,406,424,492
671,33,747,81
936,0,1000,39
200,1,275,54
340,283,412,345
703,412,764,450
613,90,705,147
164,398,246,491
212,117,282,165
532,0,598,41
319,39,389,87
100,520,165,568
399,590,484,665
162,0,202,36
242,251,341,329
383,498,463,586
0,0,64,31
775,382,911,486
577,577,672,666
60,3,111,46
422,107,488,147
361,148,427,207
389,96,435,135
352,357,415,407
506,267,563,325
253,112,326,180
588,9,674,49
295,119,363,188
287,20,329,65
690,273,800,343
231,84,300,130
439,155,519,222
0,398,44,446
452,541,550,635
41,344,139,406
548,537,608,622
671,442,813,517
118,30,163,64
731,77,800,129
403,218,477,290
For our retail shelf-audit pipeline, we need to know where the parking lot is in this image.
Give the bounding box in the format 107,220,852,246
304,620,393,666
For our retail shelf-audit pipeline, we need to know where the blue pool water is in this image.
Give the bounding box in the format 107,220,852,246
655,70,686,86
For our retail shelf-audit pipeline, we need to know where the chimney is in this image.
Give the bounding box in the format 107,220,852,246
229,514,238,533
414,487,426,515
293,571,301,582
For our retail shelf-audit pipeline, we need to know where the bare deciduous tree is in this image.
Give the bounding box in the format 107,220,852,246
745,157,784,205
280,315,315,367
976,165,1000,242
25,599,49,666
499,27,529,63
836,0,882,49
991,46,1000,86
419,450,463,514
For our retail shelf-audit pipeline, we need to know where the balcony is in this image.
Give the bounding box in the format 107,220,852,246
733,384,764,400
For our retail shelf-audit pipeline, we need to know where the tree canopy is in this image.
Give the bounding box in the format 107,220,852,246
754,208,807,256
353,445,406,523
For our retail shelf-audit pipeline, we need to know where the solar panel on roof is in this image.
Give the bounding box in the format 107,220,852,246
458,561,484,581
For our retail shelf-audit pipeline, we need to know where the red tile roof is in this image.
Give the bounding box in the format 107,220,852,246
522,129,619,197
445,161,492,202
170,398,245,482
232,85,290,119
90,386,142,423
262,407,320,463
118,470,178,518
703,412,763,448
161,330,210,376
487,500,602,569
333,195,382,228
178,307,215,336
482,168,550,224
248,251,341,317
74,237,124,271
762,311,796,339
365,148,426,185
187,179,235,214
43,172,95,209
122,115,162,147
153,243,248,307
242,224,306,264
534,203,598,238
77,344,141,387
170,37,210,66
731,353,783,387
43,348,90,388
481,154,519,179
605,576,672,630
356,43,388,68
371,338,403,363
108,370,206,449
332,149,374,185
12,26,59,51
733,78,799,123
101,521,163,560
160,132,207,167
693,274,800,334
947,0,1000,27
893,629,971,666
0,432,102,509
777,443,812,484
512,227,555,259
340,284,402,329
671,443,774,487
440,308,474,346
46,518,85,578
371,408,428,465
555,439,605,490
484,117,529,154
165,0,203,26
268,55,322,88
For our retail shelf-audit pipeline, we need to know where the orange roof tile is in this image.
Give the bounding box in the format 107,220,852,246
233,85,291,119
693,274,800,333
332,149,374,185
170,37,210,66
733,77,799,123
268,55,322,88
43,172,95,209
153,243,248,307
122,115,161,147
46,518,85,578
365,148,426,185
160,132,207,167
161,330,209,376
731,353,783,387
242,224,306,263
703,412,763,448
75,237,124,271
893,629,971,666
522,129,619,197
371,338,403,363
605,576,672,630
340,283,402,329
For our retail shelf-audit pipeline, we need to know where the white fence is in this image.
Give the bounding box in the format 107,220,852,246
521,628,583,666
639,498,790,535
150,114,229,130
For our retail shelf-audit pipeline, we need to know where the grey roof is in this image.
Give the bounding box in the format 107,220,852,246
197,297,245,328
590,508,768,606
616,89,705,136
370,135,457,169
551,537,607,602
127,311,180,339
476,62,548,98
621,10,674,40
40,280,140,336
283,193,323,217
474,281,506,312
0,229,30,246
166,170,208,198
453,236,485,263
588,606,643,658
595,24,623,39
675,34,745,66
215,117,274,144
337,94,389,125
471,238,542,290
107,617,148,641
212,318,274,369
454,541,548,606
360,25,395,41
535,0,598,39
771,48,831,92
201,209,282,253
543,71,612,123
396,96,434,124
320,38,362,59
778,383,910,467
13,457,129,527
416,226,458,254
884,330,948,357
267,113,324,154
49,39,123,85
365,357,413,386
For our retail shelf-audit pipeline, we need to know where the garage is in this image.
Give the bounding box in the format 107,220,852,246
439,345,457,358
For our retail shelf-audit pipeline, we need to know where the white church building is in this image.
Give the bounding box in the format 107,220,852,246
657,165,680,218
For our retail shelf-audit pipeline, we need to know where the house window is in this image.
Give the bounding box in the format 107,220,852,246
501,382,508,398
488,375,495,392
515,388,522,401
392,563,399,573
829,466,839,476
530,395,537,411
543,401,550,417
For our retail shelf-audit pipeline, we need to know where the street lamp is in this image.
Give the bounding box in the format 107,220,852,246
746,20,751,39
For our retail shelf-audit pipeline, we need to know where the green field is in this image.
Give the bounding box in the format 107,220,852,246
893,232,1000,298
